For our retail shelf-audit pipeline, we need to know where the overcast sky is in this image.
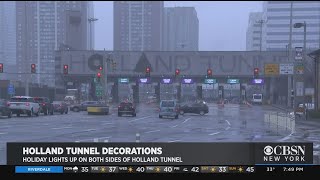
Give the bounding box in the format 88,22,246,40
94,1,263,51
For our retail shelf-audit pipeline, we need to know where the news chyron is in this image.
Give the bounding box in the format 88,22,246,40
6,142,314,174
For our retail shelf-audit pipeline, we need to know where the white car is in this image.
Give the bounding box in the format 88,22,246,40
9,96,40,117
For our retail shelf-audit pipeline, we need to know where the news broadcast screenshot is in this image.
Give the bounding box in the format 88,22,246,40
0,0,320,177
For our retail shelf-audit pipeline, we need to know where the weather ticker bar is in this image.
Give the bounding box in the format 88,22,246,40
6,165,319,174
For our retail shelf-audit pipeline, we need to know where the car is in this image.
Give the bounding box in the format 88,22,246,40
179,101,209,116
34,97,54,115
118,101,136,117
70,101,101,112
9,96,40,117
159,100,179,119
52,101,68,114
0,99,12,118
252,94,263,105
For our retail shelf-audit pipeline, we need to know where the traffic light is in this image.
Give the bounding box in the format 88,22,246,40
146,66,151,77
207,68,212,77
31,64,36,73
98,66,103,71
175,69,180,76
97,72,101,82
0,63,3,73
63,65,68,74
254,68,259,77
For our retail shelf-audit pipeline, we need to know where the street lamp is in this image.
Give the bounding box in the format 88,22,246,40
88,18,98,50
293,21,307,118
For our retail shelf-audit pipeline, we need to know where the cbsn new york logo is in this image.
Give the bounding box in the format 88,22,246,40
263,145,306,162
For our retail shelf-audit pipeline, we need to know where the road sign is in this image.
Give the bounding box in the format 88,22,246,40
227,79,239,84
280,63,294,75
204,78,217,84
295,47,303,60
7,84,15,95
295,63,304,74
118,78,129,83
264,63,279,75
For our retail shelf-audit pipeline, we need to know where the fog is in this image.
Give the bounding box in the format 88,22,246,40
94,1,262,51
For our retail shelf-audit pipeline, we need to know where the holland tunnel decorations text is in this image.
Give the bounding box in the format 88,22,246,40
57,51,293,76
7,142,313,165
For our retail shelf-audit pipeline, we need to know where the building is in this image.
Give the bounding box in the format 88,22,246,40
15,1,94,87
246,12,264,51
263,1,320,51
162,7,199,51
113,1,164,51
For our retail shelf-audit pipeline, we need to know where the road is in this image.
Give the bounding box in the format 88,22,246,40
0,103,319,164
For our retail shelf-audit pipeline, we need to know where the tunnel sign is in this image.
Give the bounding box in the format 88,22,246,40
264,63,279,76
182,78,194,84
161,78,173,84
204,79,217,84
227,79,239,84
118,78,129,83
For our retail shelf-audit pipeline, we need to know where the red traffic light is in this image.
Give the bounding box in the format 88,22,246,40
254,68,259,76
99,66,103,70
146,67,151,73
31,64,36,73
0,63,3,73
207,69,212,76
97,72,102,78
175,69,180,75
63,65,68,74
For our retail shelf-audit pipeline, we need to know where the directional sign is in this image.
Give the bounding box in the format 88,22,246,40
181,78,194,84
227,79,239,84
251,78,264,85
264,63,279,76
280,63,294,75
161,78,173,84
7,84,15,95
204,79,217,84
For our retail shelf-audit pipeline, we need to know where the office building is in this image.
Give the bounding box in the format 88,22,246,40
246,12,264,51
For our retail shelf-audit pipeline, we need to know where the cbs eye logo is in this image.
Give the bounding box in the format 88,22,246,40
264,146,273,156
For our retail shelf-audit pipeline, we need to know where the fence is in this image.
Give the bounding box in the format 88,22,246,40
264,111,295,135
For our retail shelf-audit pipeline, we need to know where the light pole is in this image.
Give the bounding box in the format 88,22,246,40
88,18,98,50
294,21,307,118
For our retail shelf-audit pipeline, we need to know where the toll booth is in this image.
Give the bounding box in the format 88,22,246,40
117,78,132,102
202,78,219,102
138,78,155,103
180,78,196,102
159,78,176,101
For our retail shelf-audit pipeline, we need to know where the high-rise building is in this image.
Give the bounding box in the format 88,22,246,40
113,1,163,51
16,1,93,87
263,1,320,51
0,1,16,66
246,12,264,51
162,7,199,51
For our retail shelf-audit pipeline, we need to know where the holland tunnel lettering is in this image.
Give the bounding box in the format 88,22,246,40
57,51,293,76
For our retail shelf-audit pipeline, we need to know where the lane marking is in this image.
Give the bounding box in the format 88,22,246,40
84,129,97,132
182,118,191,124
225,120,231,126
168,139,181,143
209,132,221,136
144,130,160,134
0,132,8,135
101,122,114,125
129,116,152,123
277,132,294,142
51,127,72,130
171,125,178,128
225,127,231,130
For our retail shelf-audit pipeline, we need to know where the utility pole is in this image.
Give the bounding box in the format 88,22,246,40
88,18,98,50
288,1,293,108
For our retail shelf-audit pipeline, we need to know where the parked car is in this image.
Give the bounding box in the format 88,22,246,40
118,101,136,117
52,101,68,114
159,100,179,119
179,101,209,116
9,96,40,117
0,99,12,118
34,97,54,115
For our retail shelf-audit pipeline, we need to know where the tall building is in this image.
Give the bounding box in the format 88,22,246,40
113,1,164,51
16,1,93,87
246,12,264,51
162,7,199,51
263,1,320,51
0,1,16,66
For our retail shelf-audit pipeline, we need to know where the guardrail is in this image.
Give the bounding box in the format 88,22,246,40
264,111,295,135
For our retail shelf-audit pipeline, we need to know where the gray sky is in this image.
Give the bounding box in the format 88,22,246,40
94,1,262,51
